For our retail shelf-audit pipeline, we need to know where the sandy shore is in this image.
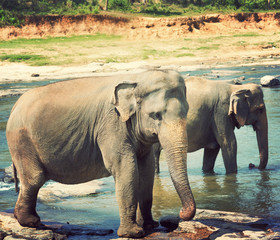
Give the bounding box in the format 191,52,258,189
1,54,280,83
1,55,279,98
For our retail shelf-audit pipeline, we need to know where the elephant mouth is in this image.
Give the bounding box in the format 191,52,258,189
230,113,241,129
252,121,259,131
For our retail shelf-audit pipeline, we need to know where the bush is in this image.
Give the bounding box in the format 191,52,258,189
0,8,22,27
241,0,267,11
109,0,131,11
139,3,182,15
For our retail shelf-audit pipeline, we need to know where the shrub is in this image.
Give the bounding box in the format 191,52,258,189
109,0,132,11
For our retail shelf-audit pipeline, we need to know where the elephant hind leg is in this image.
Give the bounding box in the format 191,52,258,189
202,147,220,174
8,130,47,228
14,184,43,228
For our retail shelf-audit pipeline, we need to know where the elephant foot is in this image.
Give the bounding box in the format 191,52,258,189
143,219,159,230
14,210,42,228
117,223,145,238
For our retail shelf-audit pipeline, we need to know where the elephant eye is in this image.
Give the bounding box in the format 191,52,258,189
149,112,162,120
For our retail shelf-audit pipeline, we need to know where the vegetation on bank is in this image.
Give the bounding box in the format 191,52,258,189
0,0,278,27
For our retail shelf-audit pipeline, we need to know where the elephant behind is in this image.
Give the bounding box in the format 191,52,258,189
154,77,268,174
6,70,196,238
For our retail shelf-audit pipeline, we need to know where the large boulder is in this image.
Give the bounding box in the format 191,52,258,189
0,165,15,183
260,75,280,87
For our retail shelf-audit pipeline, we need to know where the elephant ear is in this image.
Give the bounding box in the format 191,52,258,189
228,89,250,128
113,82,138,122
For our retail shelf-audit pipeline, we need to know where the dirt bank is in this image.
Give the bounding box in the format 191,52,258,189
1,12,280,40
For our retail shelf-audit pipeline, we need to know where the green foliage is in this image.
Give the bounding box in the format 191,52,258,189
139,3,178,15
0,8,23,27
241,0,267,11
109,0,131,11
0,1,100,26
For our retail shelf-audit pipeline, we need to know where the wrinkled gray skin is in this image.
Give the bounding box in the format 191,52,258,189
6,70,196,238
154,77,268,174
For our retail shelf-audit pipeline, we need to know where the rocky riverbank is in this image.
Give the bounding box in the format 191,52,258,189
1,209,280,240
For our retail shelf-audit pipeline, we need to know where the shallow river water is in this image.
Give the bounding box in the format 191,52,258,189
0,65,279,239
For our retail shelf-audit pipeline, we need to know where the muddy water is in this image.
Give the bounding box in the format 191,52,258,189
0,65,279,239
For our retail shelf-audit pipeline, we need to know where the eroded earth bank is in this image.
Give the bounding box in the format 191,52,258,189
1,12,280,40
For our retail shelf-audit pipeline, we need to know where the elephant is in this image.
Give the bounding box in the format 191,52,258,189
154,77,268,174
6,70,196,238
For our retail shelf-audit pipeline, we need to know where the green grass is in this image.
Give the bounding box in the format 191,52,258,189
232,32,261,37
196,44,220,50
179,47,191,50
0,34,122,49
105,57,119,63
176,53,195,57
141,48,171,60
0,54,47,64
0,33,123,65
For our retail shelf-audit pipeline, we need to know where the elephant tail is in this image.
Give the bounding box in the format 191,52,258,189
13,163,19,193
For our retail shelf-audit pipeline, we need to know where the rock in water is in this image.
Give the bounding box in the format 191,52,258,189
260,75,280,87
160,215,180,229
172,220,218,239
0,212,113,240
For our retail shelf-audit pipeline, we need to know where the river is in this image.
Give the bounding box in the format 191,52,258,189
0,64,279,239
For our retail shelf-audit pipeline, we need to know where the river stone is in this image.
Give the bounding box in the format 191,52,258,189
31,73,40,77
233,78,242,85
172,220,218,239
0,212,66,240
160,215,180,229
3,165,14,183
0,212,114,240
260,75,280,87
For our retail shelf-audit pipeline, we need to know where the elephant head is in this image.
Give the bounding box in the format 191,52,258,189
228,85,268,170
113,70,196,221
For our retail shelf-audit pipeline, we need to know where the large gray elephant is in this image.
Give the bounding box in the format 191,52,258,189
154,77,268,174
6,70,196,238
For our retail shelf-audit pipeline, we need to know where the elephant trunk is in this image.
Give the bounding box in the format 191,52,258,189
254,107,268,170
159,119,196,221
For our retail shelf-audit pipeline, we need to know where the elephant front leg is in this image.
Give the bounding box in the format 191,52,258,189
214,120,238,174
137,150,159,230
219,133,238,174
203,147,220,174
101,144,145,238
114,164,145,238
99,135,145,237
